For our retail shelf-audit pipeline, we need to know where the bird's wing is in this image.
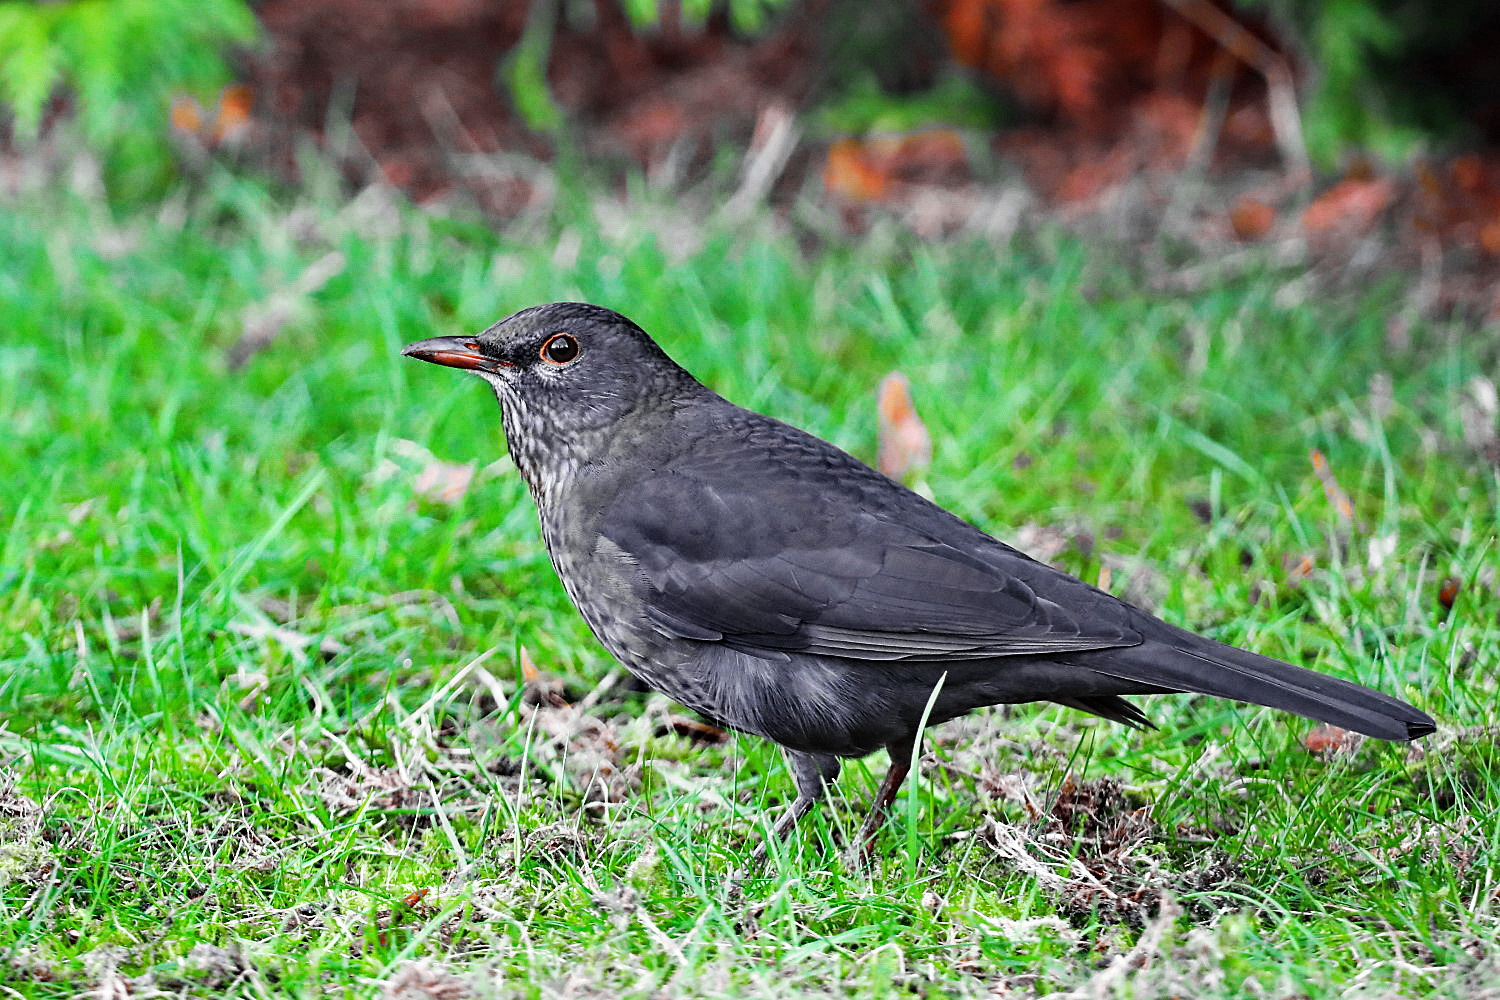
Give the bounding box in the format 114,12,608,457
599,458,1141,663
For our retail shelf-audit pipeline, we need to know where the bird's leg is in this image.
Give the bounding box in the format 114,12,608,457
852,740,914,864
745,750,840,866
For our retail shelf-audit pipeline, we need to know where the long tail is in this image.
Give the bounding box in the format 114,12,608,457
1087,622,1435,741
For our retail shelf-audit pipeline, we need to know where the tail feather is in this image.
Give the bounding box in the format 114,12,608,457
1057,695,1158,730
1089,626,1435,742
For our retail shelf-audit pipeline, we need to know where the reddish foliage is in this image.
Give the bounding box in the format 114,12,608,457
1413,155,1500,256
250,0,539,209
936,0,1191,125
933,0,1281,130
248,0,814,206
935,0,1286,208
229,0,1500,320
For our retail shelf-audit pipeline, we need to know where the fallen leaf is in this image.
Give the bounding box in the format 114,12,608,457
170,95,203,134
519,645,540,683
413,459,474,504
1287,554,1315,582
824,137,890,202
666,715,729,745
1304,723,1361,757
170,83,254,148
1309,449,1354,524
1230,197,1274,240
824,130,970,204
1439,577,1461,611
1301,177,1395,238
211,84,254,144
519,646,568,707
877,371,933,480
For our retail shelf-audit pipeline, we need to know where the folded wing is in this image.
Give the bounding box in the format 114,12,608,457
602,463,1141,663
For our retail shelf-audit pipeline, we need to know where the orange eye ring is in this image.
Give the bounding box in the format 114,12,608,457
540,333,580,365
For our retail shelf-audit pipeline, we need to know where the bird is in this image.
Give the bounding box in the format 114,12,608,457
402,302,1436,855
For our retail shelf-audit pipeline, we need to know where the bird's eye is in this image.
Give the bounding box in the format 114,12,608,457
540,333,580,366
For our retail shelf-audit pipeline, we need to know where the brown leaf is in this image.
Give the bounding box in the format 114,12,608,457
519,645,540,683
1286,554,1315,582
413,459,474,504
1304,723,1361,757
1300,177,1395,238
171,84,255,148
824,137,890,202
169,95,204,134
1308,448,1354,524
210,84,255,144
1230,197,1275,240
824,131,970,205
667,715,729,745
1439,577,1461,611
520,647,568,708
877,372,933,480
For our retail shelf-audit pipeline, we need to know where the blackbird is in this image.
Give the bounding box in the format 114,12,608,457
403,302,1435,851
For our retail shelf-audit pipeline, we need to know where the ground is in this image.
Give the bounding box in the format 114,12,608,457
0,146,1497,997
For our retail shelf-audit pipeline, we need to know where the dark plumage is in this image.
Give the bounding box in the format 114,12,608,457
402,302,1435,852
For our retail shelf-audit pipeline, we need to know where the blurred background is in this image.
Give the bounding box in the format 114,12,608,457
2,3,1499,994
5,0,1500,315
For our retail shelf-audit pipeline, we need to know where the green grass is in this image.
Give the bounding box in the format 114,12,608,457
1,162,1497,998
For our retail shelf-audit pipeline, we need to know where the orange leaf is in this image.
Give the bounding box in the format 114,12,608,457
1438,577,1460,610
824,138,890,202
519,646,540,683
1230,197,1274,240
940,0,993,68
170,95,203,134
1304,723,1359,756
1480,219,1500,256
210,83,254,142
877,372,932,481
1309,448,1354,524
1300,178,1395,237
889,129,968,181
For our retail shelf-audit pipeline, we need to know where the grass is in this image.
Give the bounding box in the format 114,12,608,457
1,159,1497,998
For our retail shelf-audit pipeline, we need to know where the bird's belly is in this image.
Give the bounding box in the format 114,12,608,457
544,538,899,752
614,640,921,759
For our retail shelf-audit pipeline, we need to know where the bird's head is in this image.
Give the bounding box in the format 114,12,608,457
402,302,701,443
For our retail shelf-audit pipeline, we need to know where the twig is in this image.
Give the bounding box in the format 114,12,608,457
724,103,800,218
1159,0,1310,178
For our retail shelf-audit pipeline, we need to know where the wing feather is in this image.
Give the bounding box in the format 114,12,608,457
600,427,1141,663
